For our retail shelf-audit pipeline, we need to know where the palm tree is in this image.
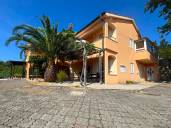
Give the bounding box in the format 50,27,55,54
5,16,79,82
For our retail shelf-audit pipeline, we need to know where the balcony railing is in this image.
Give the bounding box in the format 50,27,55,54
135,38,158,59
135,39,146,51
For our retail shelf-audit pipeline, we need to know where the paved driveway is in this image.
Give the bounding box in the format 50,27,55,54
0,80,170,128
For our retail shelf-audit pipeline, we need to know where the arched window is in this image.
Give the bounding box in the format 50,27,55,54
108,56,117,74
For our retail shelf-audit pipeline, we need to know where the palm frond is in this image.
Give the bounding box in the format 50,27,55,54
5,33,26,46
6,15,82,62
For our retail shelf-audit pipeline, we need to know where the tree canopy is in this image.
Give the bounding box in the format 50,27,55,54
5,16,81,82
159,39,171,59
5,16,80,62
145,0,171,35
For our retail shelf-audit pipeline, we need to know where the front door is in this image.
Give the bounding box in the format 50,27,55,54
147,67,153,81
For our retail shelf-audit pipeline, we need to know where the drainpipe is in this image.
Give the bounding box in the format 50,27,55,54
99,14,106,84
98,50,102,84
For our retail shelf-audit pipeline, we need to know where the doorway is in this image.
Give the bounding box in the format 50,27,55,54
147,67,153,81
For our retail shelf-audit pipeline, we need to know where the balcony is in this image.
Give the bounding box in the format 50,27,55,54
104,37,118,53
134,38,158,64
91,37,118,53
92,38,103,49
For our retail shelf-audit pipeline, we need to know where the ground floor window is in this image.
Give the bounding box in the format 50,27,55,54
108,56,117,74
120,65,126,73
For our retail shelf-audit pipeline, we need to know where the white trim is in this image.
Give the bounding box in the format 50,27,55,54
130,63,134,74
144,39,147,50
106,13,133,21
76,12,141,38
136,48,145,51
129,38,135,49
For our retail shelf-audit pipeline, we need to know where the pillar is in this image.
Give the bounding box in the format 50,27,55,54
69,62,74,81
83,45,87,86
99,51,102,84
26,62,30,79
144,39,147,50
103,21,108,84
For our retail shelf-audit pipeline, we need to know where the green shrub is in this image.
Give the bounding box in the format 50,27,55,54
0,61,25,78
126,80,134,84
0,70,10,78
56,71,68,83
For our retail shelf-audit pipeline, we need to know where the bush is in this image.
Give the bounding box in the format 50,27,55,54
126,80,135,84
0,61,24,78
0,70,10,78
56,71,68,83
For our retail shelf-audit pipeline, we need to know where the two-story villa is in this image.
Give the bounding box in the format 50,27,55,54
26,12,159,84
70,12,159,84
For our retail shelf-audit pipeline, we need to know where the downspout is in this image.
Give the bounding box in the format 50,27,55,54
99,14,105,83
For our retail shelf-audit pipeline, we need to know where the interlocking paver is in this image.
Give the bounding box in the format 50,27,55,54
0,80,171,128
41,114,53,121
44,120,59,128
89,119,103,127
30,119,47,128
76,117,88,126
17,118,35,128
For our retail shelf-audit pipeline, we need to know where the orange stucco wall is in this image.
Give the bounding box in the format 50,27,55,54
109,19,140,84
25,13,159,84
76,14,159,84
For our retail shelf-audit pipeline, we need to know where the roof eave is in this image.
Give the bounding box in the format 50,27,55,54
76,12,142,38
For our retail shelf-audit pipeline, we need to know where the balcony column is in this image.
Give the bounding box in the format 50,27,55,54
26,62,30,79
83,44,87,86
144,39,147,50
103,21,108,84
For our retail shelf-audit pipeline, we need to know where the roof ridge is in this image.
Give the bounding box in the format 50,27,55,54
101,11,133,20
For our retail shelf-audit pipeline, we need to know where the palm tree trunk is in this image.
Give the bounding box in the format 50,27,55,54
44,60,56,82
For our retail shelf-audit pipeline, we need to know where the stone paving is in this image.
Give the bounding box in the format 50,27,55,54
0,80,171,128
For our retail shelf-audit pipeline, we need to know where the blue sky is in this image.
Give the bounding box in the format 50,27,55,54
0,0,170,61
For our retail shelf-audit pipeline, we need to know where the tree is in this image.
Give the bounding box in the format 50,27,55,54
6,16,80,82
159,39,171,59
158,39,171,81
145,0,171,35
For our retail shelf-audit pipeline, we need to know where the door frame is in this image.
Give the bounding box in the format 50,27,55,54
146,67,153,81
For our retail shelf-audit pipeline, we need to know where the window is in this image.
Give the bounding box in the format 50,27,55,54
129,39,135,49
136,40,144,49
108,58,114,73
108,56,117,74
130,63,134,74
120,65,126,73
108,28,117,40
